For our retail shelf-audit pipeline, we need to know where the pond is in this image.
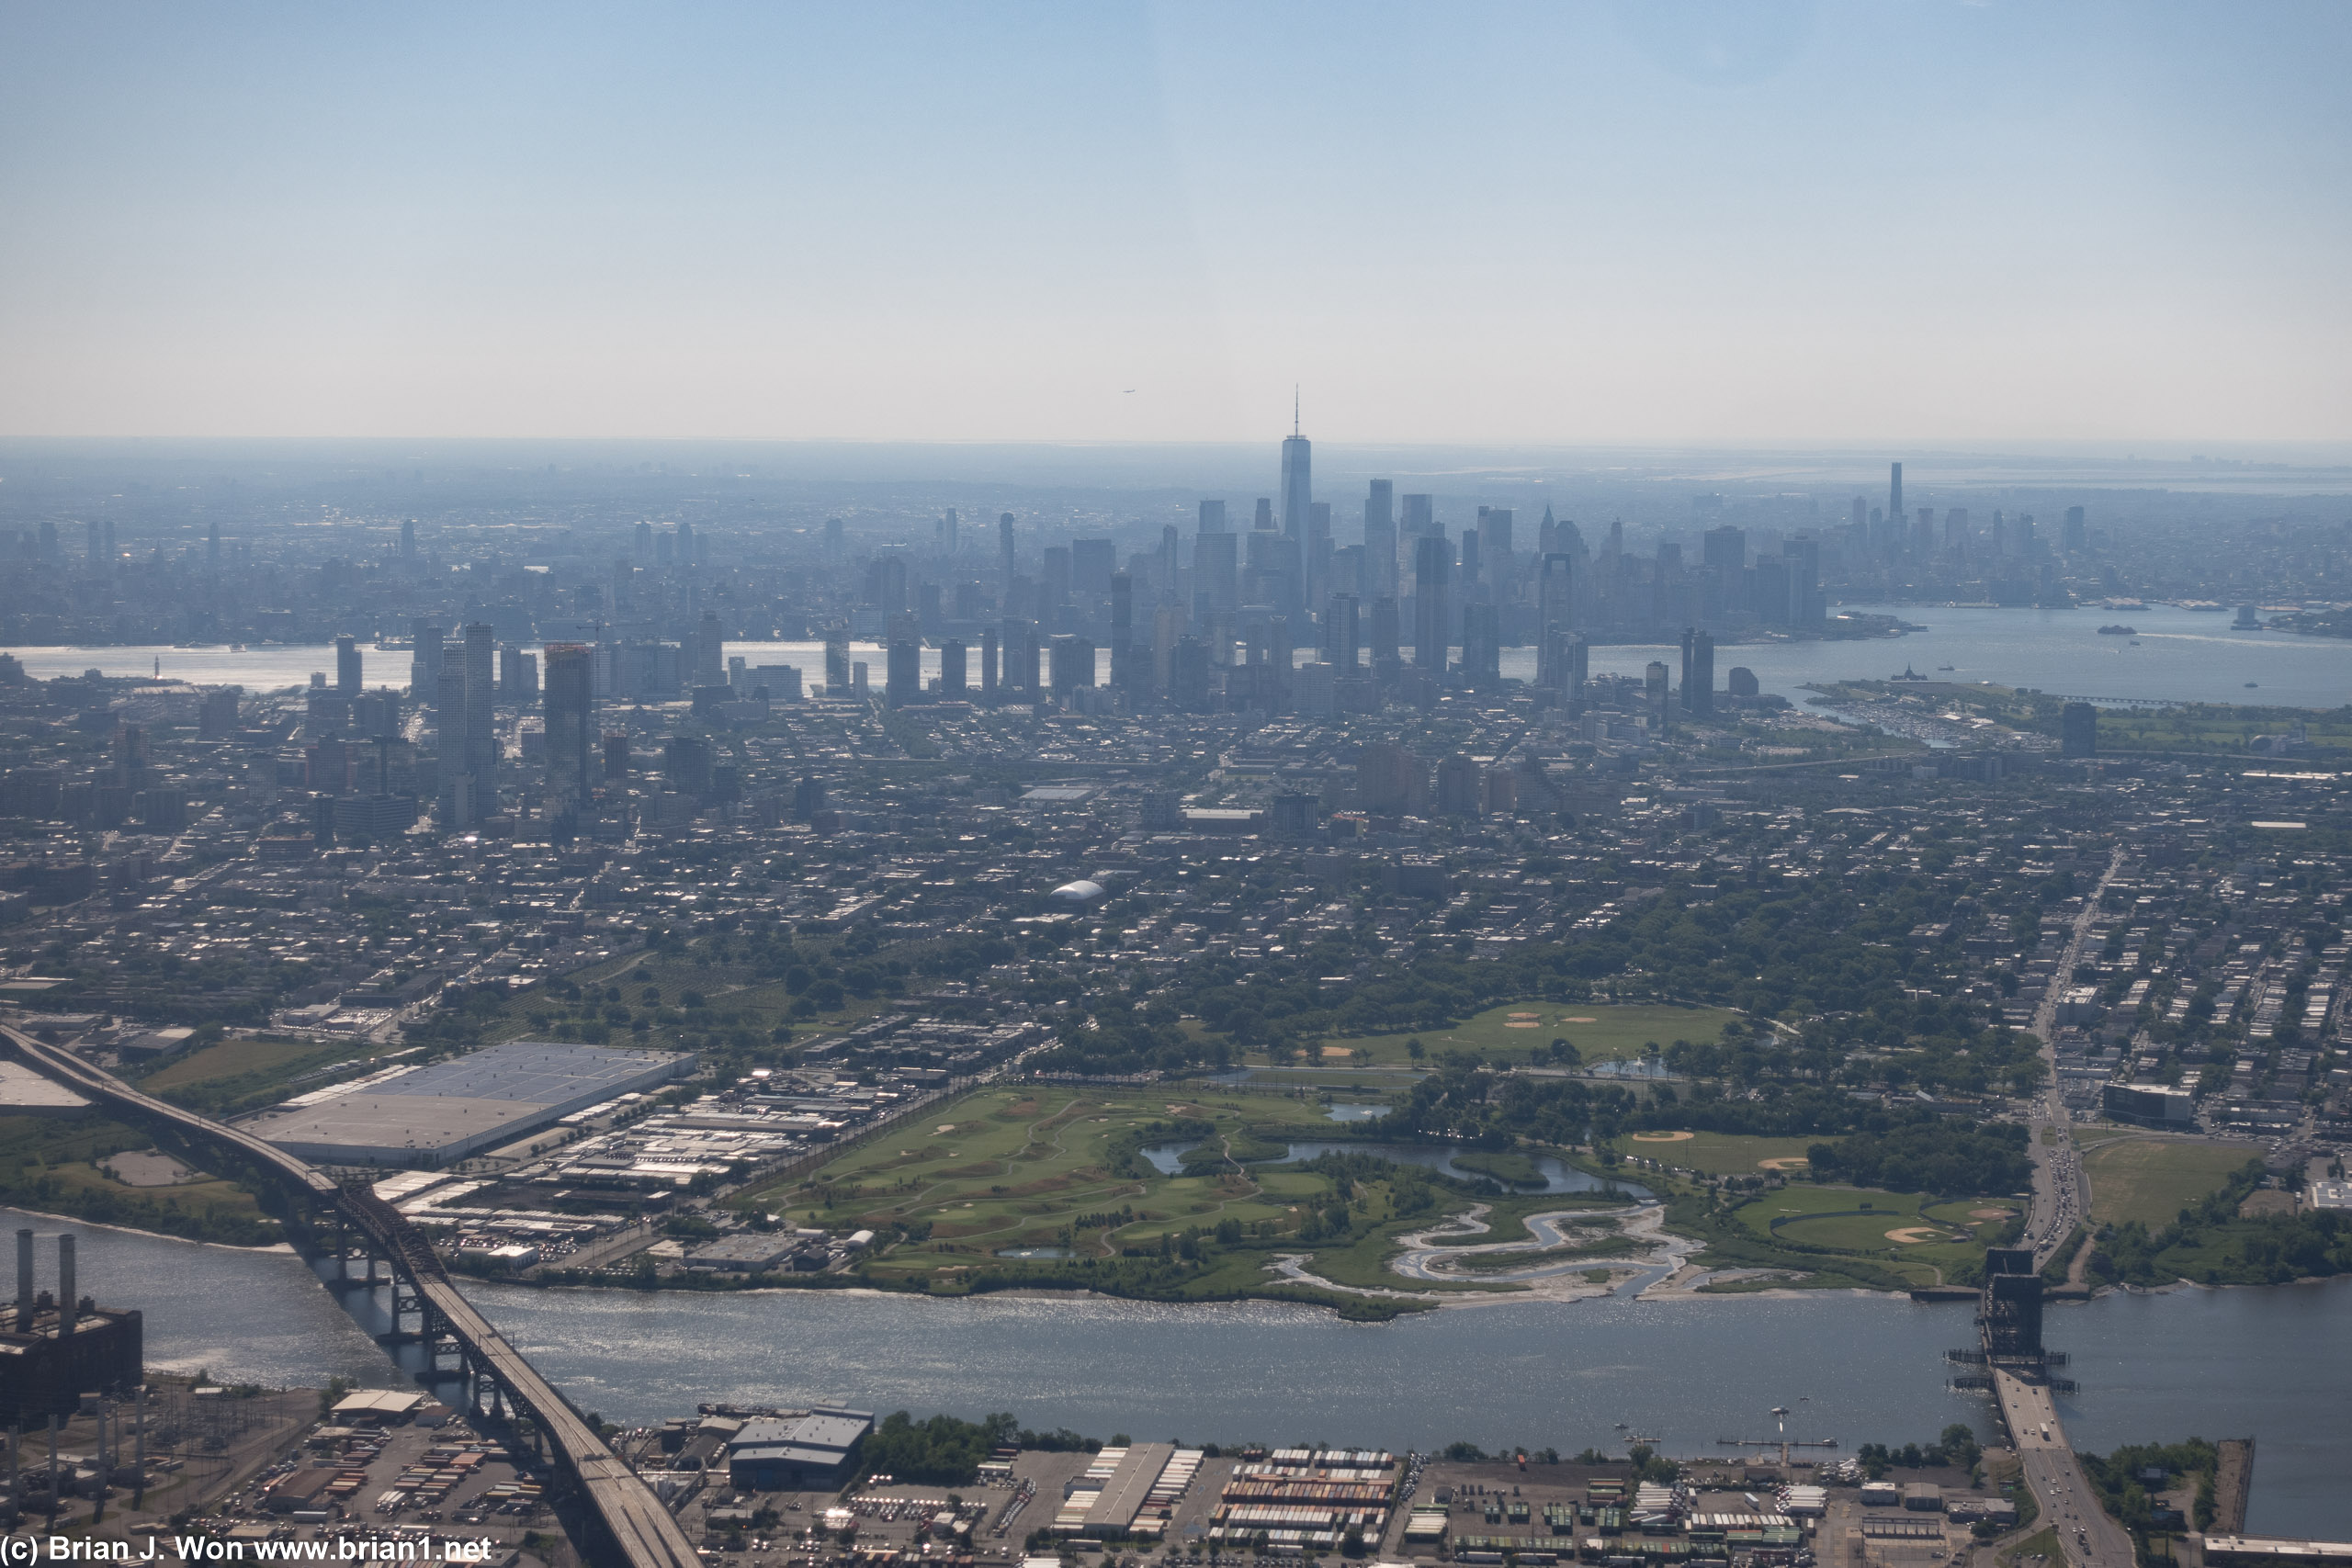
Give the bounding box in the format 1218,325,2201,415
1323,1103,1391,1122
994,1247,1073,1259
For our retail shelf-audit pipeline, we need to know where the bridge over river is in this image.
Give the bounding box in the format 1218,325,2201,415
0,1025,698,1568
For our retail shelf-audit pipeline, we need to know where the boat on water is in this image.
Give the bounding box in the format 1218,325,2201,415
2245,682,2259,688
1936,664,1954,671
2097,624,2137,636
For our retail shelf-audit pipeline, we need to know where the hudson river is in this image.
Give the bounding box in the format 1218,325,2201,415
10,604,2349,709
21,1210,2344,1538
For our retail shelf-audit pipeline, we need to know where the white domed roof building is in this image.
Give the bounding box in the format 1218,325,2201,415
1046,879,1107,907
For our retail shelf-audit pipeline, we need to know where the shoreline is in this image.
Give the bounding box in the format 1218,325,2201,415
0,1201,299,1256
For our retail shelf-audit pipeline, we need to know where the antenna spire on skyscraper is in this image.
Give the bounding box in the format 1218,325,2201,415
1294,386,1300,436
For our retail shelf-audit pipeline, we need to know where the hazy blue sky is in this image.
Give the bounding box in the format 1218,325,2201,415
2,2,2346,444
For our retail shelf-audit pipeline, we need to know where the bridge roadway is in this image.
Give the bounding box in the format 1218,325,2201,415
0,1025,698,1568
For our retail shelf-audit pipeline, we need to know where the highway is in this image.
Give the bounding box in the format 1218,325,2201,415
1995,1370,2135,1568
2019,849,2123,1267
0,1025,699,1568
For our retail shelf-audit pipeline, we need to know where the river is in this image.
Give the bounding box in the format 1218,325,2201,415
17,1208,2342,1537
10,604,2349,710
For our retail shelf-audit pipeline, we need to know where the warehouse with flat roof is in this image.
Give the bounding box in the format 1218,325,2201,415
243,1041,692,1166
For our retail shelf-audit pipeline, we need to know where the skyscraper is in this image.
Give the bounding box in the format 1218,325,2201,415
463,622,496,790
1280,398,1311,541
1888,462,1904,538
1363,479,1396,596
543,643,594,811
1679,628,1714,716
1413,535,1453,671
1198,499,1227,533
999,513,1016,581
1327,592,1361,671
1194,529,1238,613
334,635,362,696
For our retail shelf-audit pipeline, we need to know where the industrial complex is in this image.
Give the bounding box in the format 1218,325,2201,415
240,1041,695,1166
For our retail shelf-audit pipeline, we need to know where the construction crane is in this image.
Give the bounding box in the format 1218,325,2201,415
1716,1406,1840,1472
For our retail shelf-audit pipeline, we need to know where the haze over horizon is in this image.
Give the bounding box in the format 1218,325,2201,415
4,1,2348,446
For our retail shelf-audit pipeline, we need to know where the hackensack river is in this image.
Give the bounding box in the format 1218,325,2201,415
20,1209,2343,1538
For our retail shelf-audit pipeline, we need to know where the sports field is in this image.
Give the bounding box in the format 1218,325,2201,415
1315,1001,1746,1067
1623,1129,1817,1176
1730,1182,2021,1285
2080,1135,2256,1228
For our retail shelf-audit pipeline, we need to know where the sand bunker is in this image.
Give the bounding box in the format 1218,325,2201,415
1631,1131,1696,1143
1504,1021,1541,1028
1564,1016,1598,1023
1757,1156,1810,1170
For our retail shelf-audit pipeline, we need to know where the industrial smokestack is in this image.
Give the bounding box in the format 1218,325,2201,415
16,1227,30,1330
57,1235,74,1336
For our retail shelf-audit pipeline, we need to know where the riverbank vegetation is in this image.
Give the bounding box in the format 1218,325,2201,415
2079,1438,2221,1557
2086,1159,2352,1287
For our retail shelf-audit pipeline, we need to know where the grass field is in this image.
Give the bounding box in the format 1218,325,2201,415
743,1086,1354,1258
1730,1182,2021,1287
736,1086,1637,1306
1307,1001,1747,1068
2080,1136,2255,1228
1622,1130,1817,1176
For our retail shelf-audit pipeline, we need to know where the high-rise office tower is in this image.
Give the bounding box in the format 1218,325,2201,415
675,519,695,569
695,609,724,687
1702,525,1746,579
1363,479,1396,596
634,521,653,564
1460,530,1481,595
941,639,967,697
1889,462,1903,531
1402,493,1434,537
2063,505,2086,552
1110,572,1134,693
1369,596,1401,670
334,635,362,696
1679,628,1714,716
885,614,921,708
823,517,844,558
1782,536,1823,627
941,508,958,557
978,626,999,701
1538,553,1576,647
400,518,416,558
463,623,496,790
542,644,593,810
1280,399,1311,541
410,620,444,700
1413,535,1454,671
1072,538,1115,597
1252,498,1276,532
823,627,851,694
1193,530,1238,613
999,513,1016,580
1463,604,1502,690
436,647,470,825
1327,593,1361,671
1480,508,1514,592
1041,546,1071,611
1199,499,1227,533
